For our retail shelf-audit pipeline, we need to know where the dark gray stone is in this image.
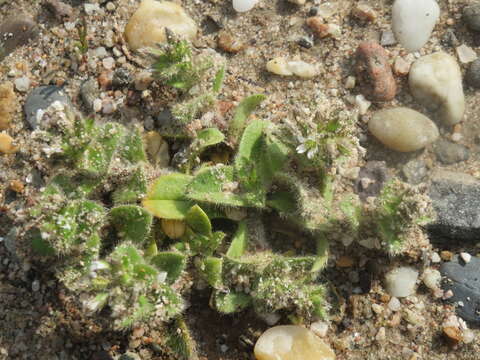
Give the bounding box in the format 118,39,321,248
119,352,141,360
355,161,388,200
463,3,480,32
441,256,480,326
428,171,480,242
297,36,313,49
112,68,132,88
441,29,460,48
402,159,427,185
434,139,470,165
24,86,72,129
80,78,99,112
466,58,480,89
0,16,39,61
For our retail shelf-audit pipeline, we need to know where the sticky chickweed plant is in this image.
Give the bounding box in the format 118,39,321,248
20,39,433,359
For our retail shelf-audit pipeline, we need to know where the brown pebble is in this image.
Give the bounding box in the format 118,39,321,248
336,256,355,268
440,251,454,261
306,17,330,38
9,180,24,193
132,327,145,338
352,3,377,22
98,71,113,90
0,133,18,154
443,326,462,345
355,41,396,101
44,0,73,20
393,57,411,76
0,82,16,130
217,31,246,53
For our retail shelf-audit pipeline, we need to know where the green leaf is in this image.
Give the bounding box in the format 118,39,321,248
228,94,266,142
112,167,148,204
164,317,198,360
187,165,265,208
212,66,225,94
340,195,361,229
311,234,329,272
214,291,252,314
185,205,212,236
201,257,223,288
151,252,187,283
226,221,248,258
267,191,297,214
143,173,194,219
110,205,153,244
118,127,147,164
235,119,266,174
187,230,225,256
197,128,225,151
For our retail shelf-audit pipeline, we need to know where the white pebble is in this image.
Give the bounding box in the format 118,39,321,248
388,296,401,311
463,329,475,344
430,252,441,263
392,0,440,52
93,98,103,113
385,266,418,298
102,57,115,70
94,46,108,59
460,252,472,263
355,94,371,115
14,76,31,92
422,268,441,290
456,44,477,64
32,279,40,292
266,57,318,78
310,321,329,337
233,0,258,12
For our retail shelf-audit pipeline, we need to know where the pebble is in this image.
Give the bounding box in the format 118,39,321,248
392,0,440,52
380,30,397,46
433,139,470,165
288,0,306,5
233,0,258,12
119,352,141,360
124,0,197,51
254,325,335,360
14,76,30,92
369,107,439,152
102,57,115,70
352,3,377,22
387,296,401,311
355,94,371,115
44,0,73,20
401,159,427,185
0,133,18,154
409,52,464,126
355,161,388,200
0,16,39,60
24,86,72,129
422,268,441,290
456,44,477,63
460,252,471,264
217,31,246,53
441,255,480,325
134,71,154,91
393,57,410,76
384,267,418,298
306,17,340,39
0,82,16,130
31,279,40,292
355,42,396,102
466,58,480,88
266,58,318,79
112,68,132,88
443,326,462,345
463,3,480,32
297,36,313,49
310,321,329,338
462,329,475,344
80,78,100,112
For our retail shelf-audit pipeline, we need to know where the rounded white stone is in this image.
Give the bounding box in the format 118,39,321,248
385,266,418,298
388,296,401,311
392,0,440,52
233,0,258,12
422,268,441,290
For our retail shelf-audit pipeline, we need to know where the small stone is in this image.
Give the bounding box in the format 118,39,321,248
145,131,170,167
306,17,340,39
93,46,108,59
352,3,377,22
124,0,197,51
106,2,116,11
0,16,39,60
297,36,313,49
441,29,460,48
392,0,440,52
0,82,16,130
112,68,132,88
431,252,441,263
460,252,472,264
288,0,305,5
463,3,480,32
369,107,439,152
462,329,475,344
380,30,397,46
355,161,388,200
384,267,418,298
102,57,115,70
355,42,396,102
134,71,154,91
336,256,355,268
355,94,371,115
217,31,246,53
422,268,441,290
388,297,401,311
441,250,454,261
266,58,317,79
233,0,258,12
409,52,465,126
102,99,116,114
24,86,72,129
44,0,73,20
456,44,477,63
119,352,141,360
93,99,102,113
433,139,469,165
402,159,427,185
31,279,40,292
310,321,329,337
0,133,18,154
80,79,100,112
344,76,356,89
466,58,480,88
14,76,30,92
84,3,102,15
254,325,335,360
393,57,411,76
375,327,386,342
443,326,462,345
98,71,113,90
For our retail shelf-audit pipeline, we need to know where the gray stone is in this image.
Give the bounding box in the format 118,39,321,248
355,161,388,201
466,58,480,89
402,159,427,185
434,139,470,165
24,86,72,129
380,30,397,46
0,16,39,61
428,171,480,242
80,78,99,112
463,3,480,32
112,68,132,88
441,255,480,325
